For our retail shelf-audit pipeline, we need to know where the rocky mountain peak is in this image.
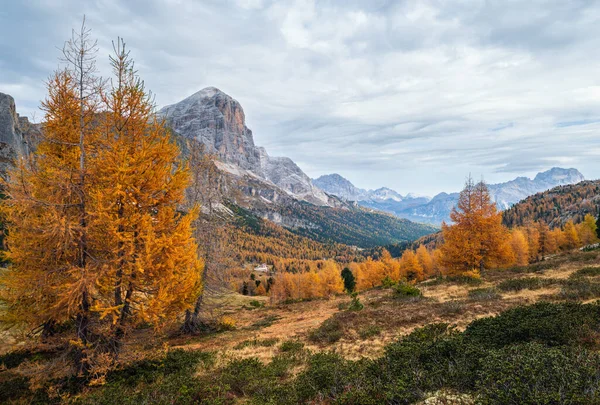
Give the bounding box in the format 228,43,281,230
160,87,330,206
533,167,584,185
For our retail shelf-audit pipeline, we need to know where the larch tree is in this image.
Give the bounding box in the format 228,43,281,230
92,39,203,352
416,245,434,278
0,70,100,346
510,229,530,266
440,177,510,277
562,220,580,250
576,214,598,246
0,33,202,378
399,250,423,281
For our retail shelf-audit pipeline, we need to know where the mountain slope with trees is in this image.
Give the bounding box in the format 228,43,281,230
503,180,600,229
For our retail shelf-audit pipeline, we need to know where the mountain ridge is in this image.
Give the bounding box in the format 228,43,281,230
315,168,585,225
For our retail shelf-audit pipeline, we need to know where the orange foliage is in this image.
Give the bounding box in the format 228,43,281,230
440,178,511,276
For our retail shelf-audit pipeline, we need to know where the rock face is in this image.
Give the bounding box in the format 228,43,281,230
160,87,330,206
0,93,29,176
315,168,586,225
312,173,366,201
313,174,412,203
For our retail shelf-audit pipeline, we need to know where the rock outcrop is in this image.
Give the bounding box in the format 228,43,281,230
160,87,330,206
0,93,30,176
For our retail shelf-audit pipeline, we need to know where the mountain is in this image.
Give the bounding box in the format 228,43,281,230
0,92,32,175
159,87,330,206
315,168,585,225
313,174,428,204
503,180,600,229
159,87,436,247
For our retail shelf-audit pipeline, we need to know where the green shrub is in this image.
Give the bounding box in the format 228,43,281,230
248,299,264,308
279,340,305,353
446,275,483,285
506,261,555,273
234,338,279,350
309,317,344,344
439,300,464,315
393,282,422,298
249,315,281,330
379,324,484,399
381,276,396,288
358,325,382,339
496,277,555,292
570,266,600,278
220,357,265,396
293,353,380,404
559,278,600,301
464,302,600,348
348,292,364,311
468,287,500,301
477,343,600,404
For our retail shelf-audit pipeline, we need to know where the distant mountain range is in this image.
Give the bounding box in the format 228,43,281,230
313,168,585,225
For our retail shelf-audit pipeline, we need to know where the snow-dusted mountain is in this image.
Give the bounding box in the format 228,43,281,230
312,174,424,203
160,87,330,206
314,168,585,225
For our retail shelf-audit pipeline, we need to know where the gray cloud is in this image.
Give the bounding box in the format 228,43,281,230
2,0,600,195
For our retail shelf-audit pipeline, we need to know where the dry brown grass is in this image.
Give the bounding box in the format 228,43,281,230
169,250,600,362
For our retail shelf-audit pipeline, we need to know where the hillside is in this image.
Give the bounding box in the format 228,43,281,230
6,248,600,403
503,180,600,228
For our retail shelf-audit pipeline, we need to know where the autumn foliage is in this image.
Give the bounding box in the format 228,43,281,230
0,35,202,376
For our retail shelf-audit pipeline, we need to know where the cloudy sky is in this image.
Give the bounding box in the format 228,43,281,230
2,0,600,195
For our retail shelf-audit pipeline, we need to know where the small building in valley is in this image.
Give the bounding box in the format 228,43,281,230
254,263,269,273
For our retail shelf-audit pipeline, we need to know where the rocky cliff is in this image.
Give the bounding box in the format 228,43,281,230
160,87,330,206
0,93,32,176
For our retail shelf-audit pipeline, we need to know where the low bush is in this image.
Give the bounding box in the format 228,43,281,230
234,338,279,350
358,325,382,339
571,266,600,278
558,278,600,301
477,343,600,404
309,317,344,344
439,300,464,315
446,275,483,285
249,314,281,330
506,261,555,274
496,277,555,292
393,282,422,298
468,287,501,301
347,292,364,311
279,340,305,353
464,302,600,348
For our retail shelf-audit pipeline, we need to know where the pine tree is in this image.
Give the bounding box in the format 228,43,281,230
341,267,356,293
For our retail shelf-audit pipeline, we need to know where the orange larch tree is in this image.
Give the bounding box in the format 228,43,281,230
440,177,510,277
0,35,202,377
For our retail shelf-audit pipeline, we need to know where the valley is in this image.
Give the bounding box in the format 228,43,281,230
3,10,600,404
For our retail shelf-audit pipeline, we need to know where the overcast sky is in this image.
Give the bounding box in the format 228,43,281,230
2,0,600,196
